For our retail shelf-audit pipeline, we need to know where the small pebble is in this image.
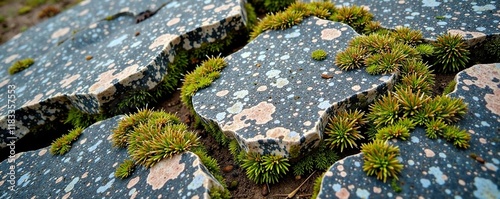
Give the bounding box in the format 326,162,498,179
295,175,302,180
321,73,333,79
476,157,485,164
85,55,93,60
135,31,140,36
261,184,269,196
222,165,234,173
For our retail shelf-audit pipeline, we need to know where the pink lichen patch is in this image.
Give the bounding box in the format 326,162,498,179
60,74,80,88
62,192,71,199
0,180,4,186
203,4,215,10
38,149,47,156
315,18,329,25
223,102,275,132
147,154,185,190
56,176,64,184
78,9,89,16
89,64,141,101
215,4,233,12
373,186,382,193
424,149,435,157
459,179,466,186
461,64,500,115
81,172,88,179
0,79,9,87
257,86,267,91
127,176,140,189
352,85,361,91
337,165,344,171
23,93,44,107
320,28,341,40
167,18,180,26
448,29,486,39
325,171,333,176
340,171,347,177
479,138,487,144
130,191,138,199
266,127,291,139
336,188,350,199
216,90,229,97
79,137,87,144
51,27,70,39
148,34,179,50
3,54,19,64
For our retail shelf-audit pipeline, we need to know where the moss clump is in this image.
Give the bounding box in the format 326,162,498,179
324,109,366,152
311,173,325,199
38,5,60,18
311,49,328,61
8,58,34,75
244,3,258,30
50,127,84,155
432,33,470,73
292,142,338,176
263,0,295,12
241,152,290,184
115,159,136,179
209,186,231,199
18,6,32,15
442,80,457,95
64,107,106,128
361,140,403,182
330,5,373,33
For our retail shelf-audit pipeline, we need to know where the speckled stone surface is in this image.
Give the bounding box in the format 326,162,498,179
192,17,395,157
308,0,500,44
0,0,246,148
318,63,500,199
0,116,223,198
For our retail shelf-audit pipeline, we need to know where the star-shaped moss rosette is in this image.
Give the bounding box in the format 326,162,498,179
0,0,246,148
192,17,396,157
317,63,500,198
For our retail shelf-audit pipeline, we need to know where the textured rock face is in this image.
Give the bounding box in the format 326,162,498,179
0,0,246,148
192,17,396,157
312,0,500,44
318,63,500,199
0,116,223,198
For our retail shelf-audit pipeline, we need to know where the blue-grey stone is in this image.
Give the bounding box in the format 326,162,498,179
0,116,224,198
318,63,500,199
192,17,396,157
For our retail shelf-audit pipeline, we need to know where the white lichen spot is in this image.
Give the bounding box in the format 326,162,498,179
241,52,251,58
429,166,446,185
473,177,500,199
233,90,249,99
420,178,431,188
107,35,128,48
167,18,180,26
51,27,70,39
266,69,281,78
216,90,229,97
321,28,341,40
257,86,267,91
318,100,330,109
64,177,79,193
472,4,495,12
147,154,184,190
4,54,19,64
227,102,244,114
356,188,370,199
272,78,289,88
216,112,226,122
422,0,441,7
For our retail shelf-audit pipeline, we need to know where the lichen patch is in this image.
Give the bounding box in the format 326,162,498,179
223,102,276,132
146,154,185,190
321,28,341,40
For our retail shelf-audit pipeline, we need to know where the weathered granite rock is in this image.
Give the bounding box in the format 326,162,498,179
318,63,500,198
192,17,396,157
308,0,500,44
0,116,224,198
0,0,247,148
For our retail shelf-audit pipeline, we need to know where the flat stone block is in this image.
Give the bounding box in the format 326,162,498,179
318,63,500,198
193,17,395,157
0,0,246,148
0,116,223,198
318,0,499,44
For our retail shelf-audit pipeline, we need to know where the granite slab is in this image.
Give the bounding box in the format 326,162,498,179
192,17,396,157
0,116,224,198
0,0,247,148
303,0,500,45
317,63,500,198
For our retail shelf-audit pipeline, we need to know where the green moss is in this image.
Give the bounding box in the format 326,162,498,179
115,159,136,179
241,152,290,184
311,49,328,61
311,173,324,199
263,0,295,12
324,109,366,152
50,127,84,155
8,58,34,75
18,6,32,15
361,140,403,182
433,33,470,73
391,178,403,193
329,5,373,33
292,142,338,176
245,3,258,30
64,107,106,128
443,80,457,95
209,186,231,199
192,147,225,183
0,15,5,23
